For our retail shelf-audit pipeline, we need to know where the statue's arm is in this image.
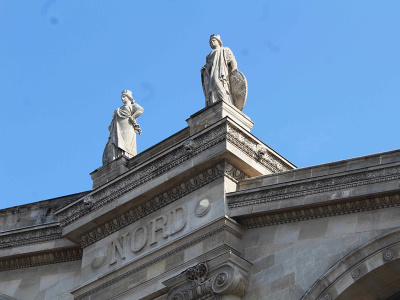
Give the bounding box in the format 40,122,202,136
129,104,143,134
132,104,144,119
128,104,143,125
226,48,237,71
230,58,238,71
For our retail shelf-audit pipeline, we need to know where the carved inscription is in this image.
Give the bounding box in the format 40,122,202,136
99,205,187,267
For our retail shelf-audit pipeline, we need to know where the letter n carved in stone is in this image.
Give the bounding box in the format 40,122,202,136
110,232,129,265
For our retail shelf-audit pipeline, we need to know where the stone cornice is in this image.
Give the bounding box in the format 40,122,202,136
78,161,248,248
0,247,82,272
237,193,400,229
228,164,400,209
0,223,62,249
226,124,294,173
57,119,292,229
56,122,228,227
0,191,89,217
74,223,242,300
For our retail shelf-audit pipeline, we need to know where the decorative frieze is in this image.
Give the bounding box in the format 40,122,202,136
226,124,293,173
74,224,242,300
0,247,82,272
0,224,62,249
228,165,400,209
58,120,291,229
57,123,228,227
78,162,247,248
238,193,400,229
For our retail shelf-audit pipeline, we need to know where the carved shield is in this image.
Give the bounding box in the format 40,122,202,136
230,69,248,111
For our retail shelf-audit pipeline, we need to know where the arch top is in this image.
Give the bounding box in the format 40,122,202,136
302,229,400,300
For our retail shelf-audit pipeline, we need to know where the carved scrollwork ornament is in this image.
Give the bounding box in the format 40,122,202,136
170,264,213,300
211,266,247,297
167,262,248,300
185,262,209,283
170,292,184,300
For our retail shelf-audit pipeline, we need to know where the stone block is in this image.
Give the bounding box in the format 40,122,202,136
252,263,284,286
274,245,295,265
273,223,299,244
326,214,358,237
165,250,184,271
268,273,295,295
252,254,275,274
186,101,254,135
147,259,166,280
241,227,261,248
128,268,146,289
356,207,400,233
298,218,328,240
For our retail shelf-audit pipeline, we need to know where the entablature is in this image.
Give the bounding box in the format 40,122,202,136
56,104,295,245
228,149,400,228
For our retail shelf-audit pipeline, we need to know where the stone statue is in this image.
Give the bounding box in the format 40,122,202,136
201,34,248,111
102,90,144,165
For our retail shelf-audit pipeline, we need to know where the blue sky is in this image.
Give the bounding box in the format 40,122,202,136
1,1,399,209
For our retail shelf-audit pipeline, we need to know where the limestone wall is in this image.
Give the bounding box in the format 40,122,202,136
0,260,81,300
242,208,400,299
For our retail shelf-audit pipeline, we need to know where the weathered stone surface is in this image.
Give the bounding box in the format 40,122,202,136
0,260,81,300
0,192,88,232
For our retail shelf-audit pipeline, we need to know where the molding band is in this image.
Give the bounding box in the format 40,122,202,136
78,162,248,248
228,165,400,209
58,124,227,227
0,247,82,272
238,193,400,229
0,225,62,249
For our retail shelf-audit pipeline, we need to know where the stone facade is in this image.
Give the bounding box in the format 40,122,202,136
1,101,400,300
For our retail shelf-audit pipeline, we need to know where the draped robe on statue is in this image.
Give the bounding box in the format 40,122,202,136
201,47,237,107
102,103,143,165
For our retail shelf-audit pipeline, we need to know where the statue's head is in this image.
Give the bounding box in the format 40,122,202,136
121,90,134,104
209,34,222,49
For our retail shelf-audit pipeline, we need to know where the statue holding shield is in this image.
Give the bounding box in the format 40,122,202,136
201,34,247,111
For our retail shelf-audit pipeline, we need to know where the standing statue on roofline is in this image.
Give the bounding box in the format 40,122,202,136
201,34,248,111
102,90,144,165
